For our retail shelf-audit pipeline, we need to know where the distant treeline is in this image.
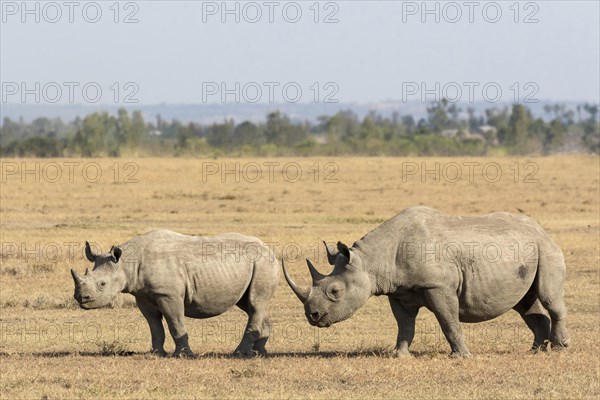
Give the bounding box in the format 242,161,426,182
1,101,598,157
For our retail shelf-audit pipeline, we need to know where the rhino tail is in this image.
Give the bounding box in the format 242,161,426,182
247,260,262,306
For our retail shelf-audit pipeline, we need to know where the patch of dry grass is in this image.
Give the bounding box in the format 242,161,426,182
1,156,598,399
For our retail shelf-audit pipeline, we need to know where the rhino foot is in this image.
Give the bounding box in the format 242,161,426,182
150,349,168,358
530,341,549,353
392,349,413,358
253,349,268,357
233,349,258,358
530,347,548,354
550,341,570,351
551,333,571,350
252,339,268,356
173,347,196,358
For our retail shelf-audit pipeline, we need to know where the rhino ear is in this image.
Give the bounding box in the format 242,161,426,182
348,250,362,268
85,241,97,262
110,246,122,263
336,242,350,259
336,242,361,269
323,241,339,265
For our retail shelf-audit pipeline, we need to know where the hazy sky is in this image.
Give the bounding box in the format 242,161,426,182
1,1,599,105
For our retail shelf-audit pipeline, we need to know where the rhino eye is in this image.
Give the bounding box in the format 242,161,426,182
328,285,343,300
98,281,107,290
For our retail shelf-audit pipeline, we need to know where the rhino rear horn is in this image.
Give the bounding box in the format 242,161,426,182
307,258,326,282
281,258,310,303
85,241,97,262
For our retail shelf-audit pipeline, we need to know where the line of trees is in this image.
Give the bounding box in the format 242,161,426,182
1,102,598,157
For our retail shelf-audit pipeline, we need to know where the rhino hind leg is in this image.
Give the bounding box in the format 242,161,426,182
251,317,271,354
234,303,271,357
234,293,258,356
233,262,277,357
513,290,550,352
536,243,571,349
424,288,471,357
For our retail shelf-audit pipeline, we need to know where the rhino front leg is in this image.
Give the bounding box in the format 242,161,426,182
424,288,471,357
234,271,276,357
388,297,419,357
156,296,195,358
136,295,167,357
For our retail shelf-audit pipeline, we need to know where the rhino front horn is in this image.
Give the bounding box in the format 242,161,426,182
71,269,83,286
281,258,310,303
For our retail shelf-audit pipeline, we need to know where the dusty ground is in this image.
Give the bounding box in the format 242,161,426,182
0,156,598,399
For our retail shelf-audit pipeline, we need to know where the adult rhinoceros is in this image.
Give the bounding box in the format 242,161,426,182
282,206,571,357
71,230,279,357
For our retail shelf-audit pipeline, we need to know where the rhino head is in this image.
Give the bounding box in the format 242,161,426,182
282,241,371,328
71,241,124,309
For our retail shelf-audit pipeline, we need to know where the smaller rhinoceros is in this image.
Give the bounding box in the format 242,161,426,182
71,230,279,357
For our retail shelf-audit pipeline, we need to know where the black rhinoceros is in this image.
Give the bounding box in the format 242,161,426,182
71,230,279,357
283,206,571,357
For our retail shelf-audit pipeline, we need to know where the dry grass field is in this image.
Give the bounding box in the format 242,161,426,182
0,155,598,399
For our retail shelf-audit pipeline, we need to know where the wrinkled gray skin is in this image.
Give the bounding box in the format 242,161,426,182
71,230,279,357
283,206,571,357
